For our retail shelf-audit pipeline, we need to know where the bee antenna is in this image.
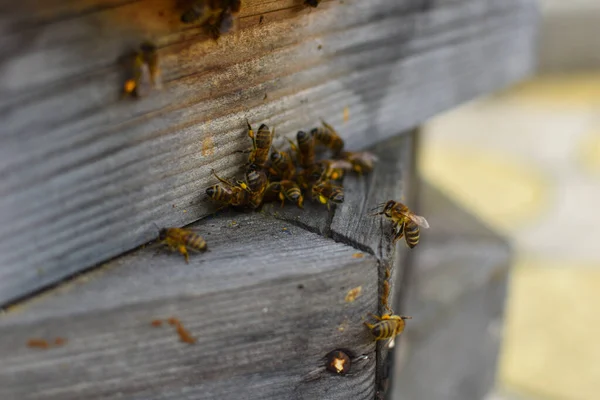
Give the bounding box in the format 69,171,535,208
401,316,413,320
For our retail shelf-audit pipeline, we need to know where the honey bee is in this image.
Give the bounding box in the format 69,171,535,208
311,181,344,209
364,313,412,341
266,180,304,208
122,42,161,98
296,130,315,168
181,1,241,39
206,170,248,207
316,159,353,181
304,0,321,7
247,121,274,168
372,201,429,248
311,120,344,154
243,166,268,209
340,151,379,175
269,149,296,180
158,227,207,263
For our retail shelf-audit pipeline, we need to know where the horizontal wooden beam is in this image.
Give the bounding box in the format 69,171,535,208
0,133,416,399
0,0,537,303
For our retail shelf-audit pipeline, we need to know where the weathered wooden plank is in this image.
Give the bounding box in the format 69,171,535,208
0,0,537,304
0,211,379,400
390,183,511,400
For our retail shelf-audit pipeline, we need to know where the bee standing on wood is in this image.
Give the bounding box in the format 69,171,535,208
296,130,316,169
242,166,269,209
269,149,296,181
122,42,161,98
372,201,429,248
364,313,412,342
340,151,378,175
158,227,207,263
266,180,304,208
247,121,274,169
206,169,248,207
311,180,344,210
181,0,242,40
311,120,345,155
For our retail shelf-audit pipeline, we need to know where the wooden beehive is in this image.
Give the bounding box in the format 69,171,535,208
0,0,537,398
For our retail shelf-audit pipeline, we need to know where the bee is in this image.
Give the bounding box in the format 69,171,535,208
316,159,353,181
372,201,429,248
311,181,344,210
242,166,268,209
269,149,296,180
265,180,304,208
296,130,315,168
122,42,161,98
158,227,207,263
206,169,248,207
340,151,379,175
181,1,241,39
364,313,412,341
247,121,274,168
305,0,321,7
311,120,344,154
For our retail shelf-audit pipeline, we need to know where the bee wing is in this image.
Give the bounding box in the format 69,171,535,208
328,160,353,170
408,214,429,229
356,151,379,163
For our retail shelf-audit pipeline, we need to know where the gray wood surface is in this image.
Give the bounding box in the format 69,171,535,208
391,183,511,400
0,212,379,400
0,133,415,399
0,0,537,304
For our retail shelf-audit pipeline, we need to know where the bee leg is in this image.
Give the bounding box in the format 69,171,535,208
363,321,375,329
367,313,383,321
211,169,237,188
178,245,189,264
279,193,285,208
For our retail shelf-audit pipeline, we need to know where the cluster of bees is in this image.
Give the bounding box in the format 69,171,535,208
205,120,377,213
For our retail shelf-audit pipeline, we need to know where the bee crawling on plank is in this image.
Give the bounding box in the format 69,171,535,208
156,226,207,263
122,41,162,98
364,313,412,344
371,200,429,248
181,0,242,40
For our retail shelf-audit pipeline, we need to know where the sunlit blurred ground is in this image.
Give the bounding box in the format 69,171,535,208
420,74,600,400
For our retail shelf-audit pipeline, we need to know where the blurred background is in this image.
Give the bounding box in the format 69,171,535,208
418,1,600,399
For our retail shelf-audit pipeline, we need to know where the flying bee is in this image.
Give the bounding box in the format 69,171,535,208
340,151,379,175
122,42,161,98
269,149,296,180
364,313,412,341
311,120,344,155
311,181,344,210
296,130,315,168
372,201,429,248
304,0,321,7
265,180,304,208
247,121,274,168
157,227,207,263
206,169,248,207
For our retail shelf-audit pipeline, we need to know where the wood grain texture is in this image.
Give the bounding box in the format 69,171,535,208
0,0,537,304
391,182,511,400
0,211,379,400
